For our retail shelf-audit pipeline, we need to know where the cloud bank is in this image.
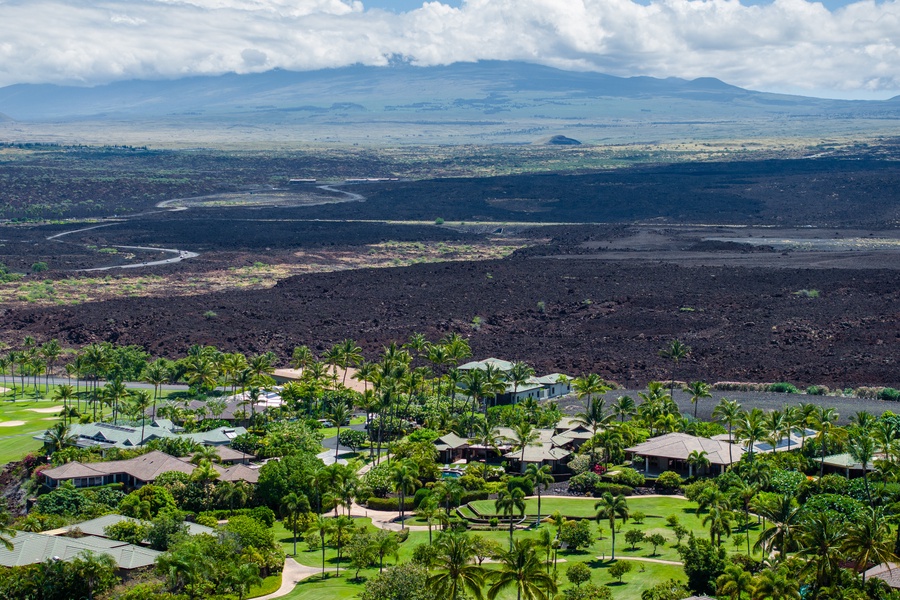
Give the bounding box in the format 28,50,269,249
1,0,899,97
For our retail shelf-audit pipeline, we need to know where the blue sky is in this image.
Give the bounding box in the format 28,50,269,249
0,0,897,98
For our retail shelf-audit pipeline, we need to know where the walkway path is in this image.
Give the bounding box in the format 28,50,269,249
254,557,320,600
605,555,683,566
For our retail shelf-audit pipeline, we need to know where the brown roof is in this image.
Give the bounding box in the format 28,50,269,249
866,563,900,588
43,451,258,486
626,432,745,466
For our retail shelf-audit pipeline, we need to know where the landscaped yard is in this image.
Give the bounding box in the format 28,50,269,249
0,398,63,464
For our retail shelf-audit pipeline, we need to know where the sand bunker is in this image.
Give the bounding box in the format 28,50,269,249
0,420,25,427
27,406,63,414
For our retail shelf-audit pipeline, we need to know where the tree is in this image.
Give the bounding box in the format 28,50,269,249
687,450,710,477
417,497,439,544
508,361,536,402
53,384,76,426
508,421,540,474
647,533,667,556
702,504,732,546
427,532,487,600
659,339,690,400
716,564,751,600
612,395,636,423
373,529,400,573
364,562,437,600
559,519,594,552
843,507,898,582
525,464,554,528
795,513,846,592
713,398,742,465
327,401,353,461
595,493,629,560
496,485,527,549
848,428,877,507
736,408,767,463
750,568,799,600
677,534,727,595
814,406,840,477
566,562,591,587
307,515,334,576
0,510,16,551
487,539,557,600
684,381,711,420
44,421,74,453
71,550,118,600
331,514,354,576
281,492,310,556
625,529,645,550
608,560,633,583
224,562,263,600
391,459,421,523
753,493,803,558
573,378,611,466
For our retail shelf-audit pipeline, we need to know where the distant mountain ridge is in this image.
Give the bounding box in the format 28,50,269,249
0,61,880,121
2,61,899,146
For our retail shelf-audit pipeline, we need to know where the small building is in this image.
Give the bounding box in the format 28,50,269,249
56,514,215,539
865,563,900,589
35,421,247,451
503,445,571,474
434,432,470,464
0,531,160,570
626,432,745,477
820,452,883,478
40,450,259,489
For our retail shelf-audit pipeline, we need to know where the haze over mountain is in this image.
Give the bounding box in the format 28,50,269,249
2,61,898,146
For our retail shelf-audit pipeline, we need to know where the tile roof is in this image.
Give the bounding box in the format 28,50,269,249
626,432,745,466
866,563,900,589
434,432,470,451
62,514,215,539
458,358,515,371
504,445,571,463
219,464,260,484
822,452,882,470
0,531,161,570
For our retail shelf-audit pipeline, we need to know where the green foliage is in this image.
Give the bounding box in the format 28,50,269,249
647,533,667,555
364,462,395,498
562,583,614,600
146,509,189,551
560,518,594,551
0,551,119,600
36,484,92,517
31,262,49,273
656,471,684,490
223,515,277,552
569,471,601,494
119,485,176,519
767,382,800,394
806,385,829,396
594,482,634,497
367,497,415,511
568,453,592,475
768,469,806,496
640,579,691,600
609,560,633,582
801,493,867,524
677,534,727,595
256,452,323,509
104,519,151,545
434,217,445,225
610,467,645,487
624,528,645,549
0,263,23,283
630,510,646,524
566,561,592,586
879,388,900,401
361,562,437,600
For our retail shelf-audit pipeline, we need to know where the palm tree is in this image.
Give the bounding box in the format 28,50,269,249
525,464,554,528
53,384,76,426
703,503,732,546
848,428,877,507
595,492,628,560
796,513,847,592
306,515,334,576
814,406,840,477
224,562,262,600
40,339,62,393
327,400,353,461
496,486,527,549
332,514,353,575
0,513,15,551
659,339,691,400
535,526,554,573
373,529,400,572
713,398,742,465
753,493,802,559
468,418,500,461
390,459,421,523
508,361,536,403
685,380,711,420
751,568,799,600
687,449,710,477
508,422,540,474
291,345,314,371
417,497,440,544
337,339,363,386
717,564,751,600
142,360,170,420
612,395,636,422
487,539,557,600
843,507,898,582
185,356,219,393
281,492,309,556
104,379,128,425
574,395,610,467
736,408,767,463
427,532,486,600
44,422,74,453
131,390,152,443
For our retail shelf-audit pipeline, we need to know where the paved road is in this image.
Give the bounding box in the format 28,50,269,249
0,375,189,392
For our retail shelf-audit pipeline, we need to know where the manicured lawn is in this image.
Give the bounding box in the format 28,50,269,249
248,572,282,598
0,398,64,464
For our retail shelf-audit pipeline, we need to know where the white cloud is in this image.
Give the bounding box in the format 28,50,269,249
0,0,898,97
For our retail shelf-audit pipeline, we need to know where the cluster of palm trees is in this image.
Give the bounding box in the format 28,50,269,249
0,337,62,400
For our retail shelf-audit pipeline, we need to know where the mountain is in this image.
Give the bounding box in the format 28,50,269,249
1,61,897,145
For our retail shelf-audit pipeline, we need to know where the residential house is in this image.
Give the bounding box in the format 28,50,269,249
626,432,745,476
35,421,247,452
0,530,160,570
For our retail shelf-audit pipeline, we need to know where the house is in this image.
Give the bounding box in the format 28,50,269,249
434,432,470,464
503,445,571,473
820,452,883,478
865,563,900,589
35,421,248,451
457,358,573,404
626,432,745,476
40,450,259,489
0,530,160,570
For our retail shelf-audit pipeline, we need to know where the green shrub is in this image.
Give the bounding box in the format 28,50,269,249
656,471,683,490
567,454,592,475
412,487,432,508
610,467,645,487
630,511,646,524
609,560,633,582
489,517,499,528
460,491,489,503
459,475,486,491
767,382,799,394
593,482,633,497
367,497,415,511
197,507,275,527
806,385,829,396
879,388,900,401
559,519,593,551
195,514,219,528
569,472,600,494
396,528,410,543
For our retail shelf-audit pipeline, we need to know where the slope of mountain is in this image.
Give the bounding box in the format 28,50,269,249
2,61,898,146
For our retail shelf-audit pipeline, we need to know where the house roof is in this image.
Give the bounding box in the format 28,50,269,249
495,427,555,444
458,358,514,372
626,432,745,466
534,374,570,385
61,514,214,539
865,563,900,589
434,432,470,451
0,531,161,570
181,426,247,446
41,450,258,486
504,445,571,463
821,452,882,470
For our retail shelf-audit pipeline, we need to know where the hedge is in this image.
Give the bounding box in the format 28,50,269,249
460,491,489,503
594,483,634,497
366,497,416,511
198,506,276,527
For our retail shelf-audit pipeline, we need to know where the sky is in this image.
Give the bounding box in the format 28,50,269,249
0,0,898,99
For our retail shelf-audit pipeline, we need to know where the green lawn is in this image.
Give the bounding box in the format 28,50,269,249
274,514,688,600
0,398,63,464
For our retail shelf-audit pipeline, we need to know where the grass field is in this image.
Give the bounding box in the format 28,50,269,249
0,397,63,464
